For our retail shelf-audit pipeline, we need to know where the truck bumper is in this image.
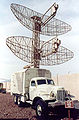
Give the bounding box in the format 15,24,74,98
48,100,79,109
48,101,65,108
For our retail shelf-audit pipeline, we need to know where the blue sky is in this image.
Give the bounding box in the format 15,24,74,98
0,0,79,79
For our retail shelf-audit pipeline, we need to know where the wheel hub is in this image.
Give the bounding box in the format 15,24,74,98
37,105,42,116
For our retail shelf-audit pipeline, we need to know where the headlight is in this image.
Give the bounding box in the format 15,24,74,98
50,91,54,97
66,90,70,96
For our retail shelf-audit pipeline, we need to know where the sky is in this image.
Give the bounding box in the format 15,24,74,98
0,0,79,80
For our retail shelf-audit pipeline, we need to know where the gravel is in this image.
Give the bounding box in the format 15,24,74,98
0,93,36,120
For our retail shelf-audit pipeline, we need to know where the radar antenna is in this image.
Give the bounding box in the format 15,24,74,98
6,3,73,68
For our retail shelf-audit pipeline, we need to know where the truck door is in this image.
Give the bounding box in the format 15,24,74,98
29,80,37,100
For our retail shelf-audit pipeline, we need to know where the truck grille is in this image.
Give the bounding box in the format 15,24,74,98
57,90,66,101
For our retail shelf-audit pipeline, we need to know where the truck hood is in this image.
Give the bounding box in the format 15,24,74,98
37,84,64,94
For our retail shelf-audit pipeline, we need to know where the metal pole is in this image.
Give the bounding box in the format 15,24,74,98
31,16,41,68
68,109,71,120
32,31,40,68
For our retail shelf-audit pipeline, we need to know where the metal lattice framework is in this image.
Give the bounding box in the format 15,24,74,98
10,3,71,36
6,36,74,66
6,3,74,68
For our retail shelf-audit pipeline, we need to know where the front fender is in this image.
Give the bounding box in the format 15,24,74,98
36,92,50,101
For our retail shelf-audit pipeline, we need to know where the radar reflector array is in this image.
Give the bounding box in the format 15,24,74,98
6,2,74,68
10,3,71,36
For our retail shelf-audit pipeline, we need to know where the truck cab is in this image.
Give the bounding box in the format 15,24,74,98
29,77,70,104
29,77,71,119
29,77,55,101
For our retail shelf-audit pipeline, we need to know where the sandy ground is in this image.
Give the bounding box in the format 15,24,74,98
0,93,36,120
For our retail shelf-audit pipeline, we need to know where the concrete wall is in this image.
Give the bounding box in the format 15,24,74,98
53,73,79,100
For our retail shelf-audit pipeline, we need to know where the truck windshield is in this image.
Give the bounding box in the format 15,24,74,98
47,79,55,85
37,80,46,85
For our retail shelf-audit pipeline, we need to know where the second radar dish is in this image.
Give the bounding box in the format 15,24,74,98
6,36,74,66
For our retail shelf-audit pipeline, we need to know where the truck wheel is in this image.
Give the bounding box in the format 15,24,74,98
14,95,18,104
17,96,22,107
36,99,48,120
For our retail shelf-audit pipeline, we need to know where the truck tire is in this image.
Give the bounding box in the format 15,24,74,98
17,96,22,107
36,99,48,120
14,95,18,104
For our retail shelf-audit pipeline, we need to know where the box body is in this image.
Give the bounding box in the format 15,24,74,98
11,68,51,97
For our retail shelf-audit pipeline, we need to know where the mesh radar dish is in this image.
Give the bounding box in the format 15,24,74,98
10,3,71,36
6,36,74,66
6,2,74,68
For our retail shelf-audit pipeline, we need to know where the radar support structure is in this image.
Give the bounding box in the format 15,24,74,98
6,2,74,68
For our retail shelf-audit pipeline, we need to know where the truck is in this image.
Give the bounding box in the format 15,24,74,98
0,83,3,92
0,83,6,93
11,68,75,119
